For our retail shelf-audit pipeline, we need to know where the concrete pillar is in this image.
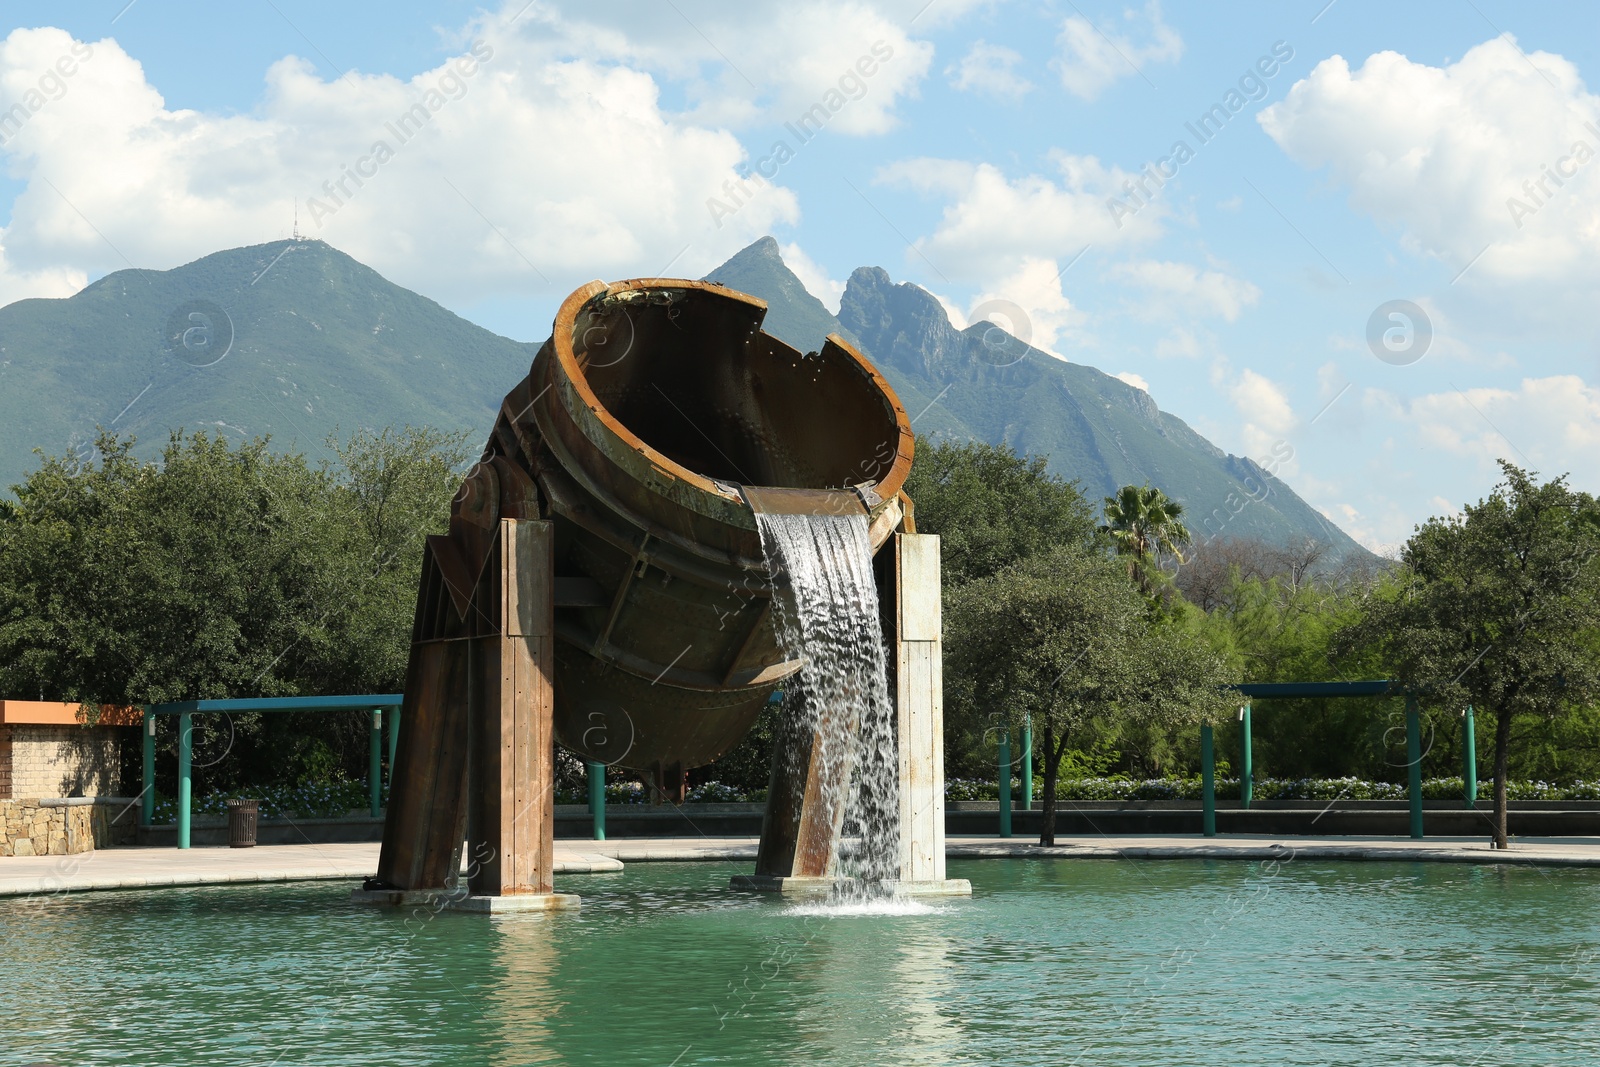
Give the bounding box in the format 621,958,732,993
892,533,955,887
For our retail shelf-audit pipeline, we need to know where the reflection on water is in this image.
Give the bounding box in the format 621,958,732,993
482,915,563,1066
882,931,961,1067
5,859,1600,1065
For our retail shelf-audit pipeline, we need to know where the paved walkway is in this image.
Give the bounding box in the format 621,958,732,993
0,843,621,899
590,833,1600,868
5,833,1599,899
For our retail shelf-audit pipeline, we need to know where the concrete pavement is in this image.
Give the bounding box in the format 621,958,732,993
0,842,621,899
5,833,1600,899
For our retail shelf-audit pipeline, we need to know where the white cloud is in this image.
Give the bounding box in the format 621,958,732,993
929,288,969,330
490,1,935,136
968,255,1086,356
0,24,801,309
875,152,1167,278
1114,370,1150,392
1227,368,1297,466
1155,327,1203,359
1110,259,1261,321
1402,374,1600,482
948,41,1033,100
779,241,844,311
1051,1,1183,101
1259,36,1600,288
0,235,84,304
1319,501,1406,556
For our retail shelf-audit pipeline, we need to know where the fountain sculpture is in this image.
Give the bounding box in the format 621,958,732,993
360,277,968,910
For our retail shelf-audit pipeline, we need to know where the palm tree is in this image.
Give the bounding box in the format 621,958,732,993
1102,483,1192,597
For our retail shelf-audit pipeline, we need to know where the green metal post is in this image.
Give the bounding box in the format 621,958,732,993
1021,720,1033,810
386,707,400,788
1462,705,1477,810
587,761,606,841
1201,724,1217,838
1406,694,1424,839
177,712,192,849
141,710,155,828
1239,703,1253,810
998,730,1012,838
368,709,382,818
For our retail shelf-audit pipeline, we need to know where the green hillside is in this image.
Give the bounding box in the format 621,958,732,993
0,234,1368,562
707,240,1369,562
0,239,535,485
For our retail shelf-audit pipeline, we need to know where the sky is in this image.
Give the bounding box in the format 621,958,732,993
2,1,1599,553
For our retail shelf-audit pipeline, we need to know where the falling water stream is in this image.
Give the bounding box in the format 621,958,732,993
753,508,901,896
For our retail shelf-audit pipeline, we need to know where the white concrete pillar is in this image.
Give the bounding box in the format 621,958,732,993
893,533,948,885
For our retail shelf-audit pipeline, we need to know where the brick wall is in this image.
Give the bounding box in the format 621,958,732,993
0,723,127,799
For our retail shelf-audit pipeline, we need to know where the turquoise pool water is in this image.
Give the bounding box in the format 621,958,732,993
5,857,1599,1065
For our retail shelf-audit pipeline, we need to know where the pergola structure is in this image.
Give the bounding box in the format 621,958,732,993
141,694,403,848
1211,681,1473,840
995,681,1478,841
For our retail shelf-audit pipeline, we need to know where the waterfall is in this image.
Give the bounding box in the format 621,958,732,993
754,509,900,890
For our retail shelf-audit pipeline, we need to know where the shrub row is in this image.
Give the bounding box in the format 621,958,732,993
153,775,1600,821
947,776,1600,802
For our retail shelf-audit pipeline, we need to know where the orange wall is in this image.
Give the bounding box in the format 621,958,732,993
0,701,141,726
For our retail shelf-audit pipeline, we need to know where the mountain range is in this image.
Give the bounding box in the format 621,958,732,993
708,238,1366,561
0,236,1367,561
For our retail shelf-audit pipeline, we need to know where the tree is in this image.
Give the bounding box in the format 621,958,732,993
901,437,1104,776
1205,571,1390,781
1103,483,1192,598
1175,535,1339,610
317,425,471,693
0,431,332,707
902,437,1099,586
0,427,469,792
1335,462,1600,848
947,545,1236,845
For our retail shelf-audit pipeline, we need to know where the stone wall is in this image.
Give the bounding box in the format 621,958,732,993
0,723,127,799
0,799,126,857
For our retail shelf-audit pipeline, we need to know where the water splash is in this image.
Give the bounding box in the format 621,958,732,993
755,509,901,901
783,897,940,917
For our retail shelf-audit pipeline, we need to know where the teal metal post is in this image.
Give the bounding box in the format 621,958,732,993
368,709,382,818
1406,694,1424,839
1462,705,1477,810
141,710,155,828
1239,703,1253,809
998,730,1012,838
1020,720,1033,810
386,707,400,787
1201,724,1217,837
587,761,606,840
177,712,193,849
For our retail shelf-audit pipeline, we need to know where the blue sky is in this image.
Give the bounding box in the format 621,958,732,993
3,1,1599,551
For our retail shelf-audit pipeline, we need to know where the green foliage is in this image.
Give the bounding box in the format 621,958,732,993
695,699,780,794
0,426,468,792
1197,573,1396,781
946,542,1237,841
1102,482,1192,598
1336,461,1600,845
902,436,1100,586
0,431,332,706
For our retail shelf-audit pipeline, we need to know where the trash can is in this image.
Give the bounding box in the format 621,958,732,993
227,798,260,848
